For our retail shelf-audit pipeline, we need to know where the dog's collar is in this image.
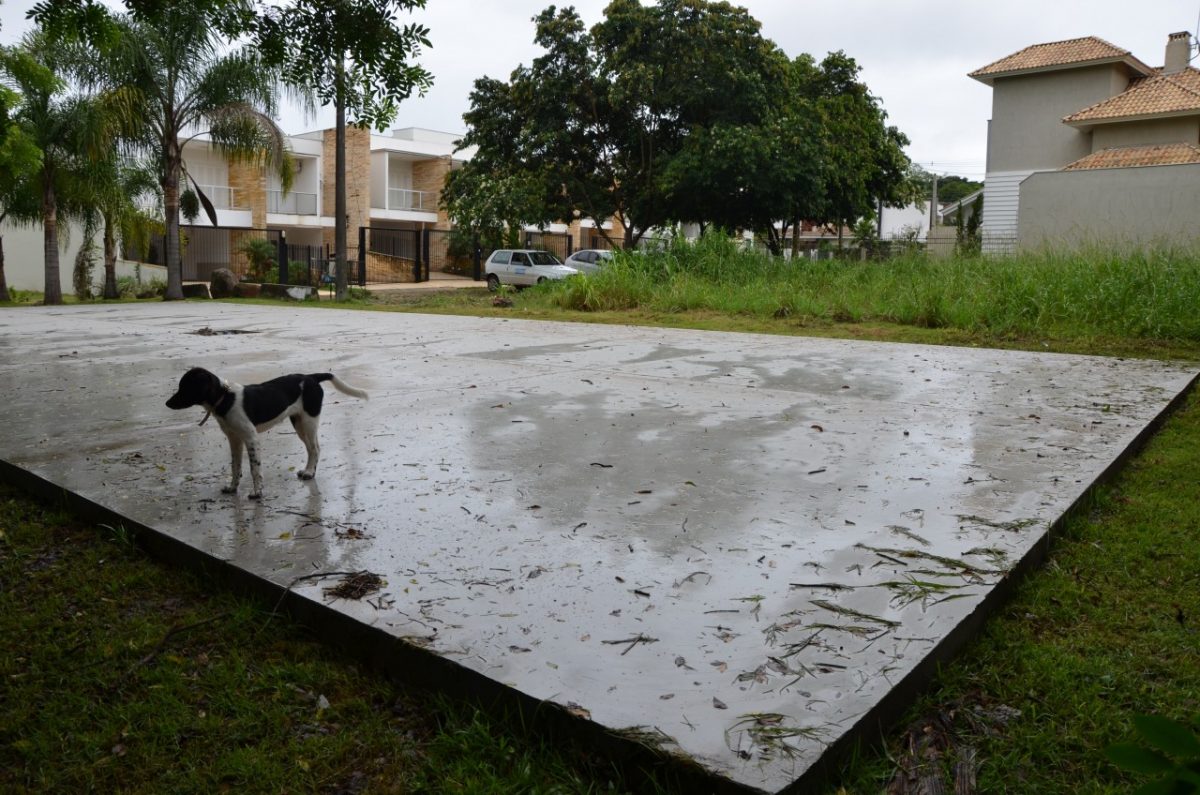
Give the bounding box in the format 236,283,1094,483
200,380,236,424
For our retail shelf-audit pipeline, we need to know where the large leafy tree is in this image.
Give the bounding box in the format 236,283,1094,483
455,2,912,252
803,51,918,247
256,0,432,300
455,0,783,248
79,4,293,301
662,51,827,255
1,36,109,305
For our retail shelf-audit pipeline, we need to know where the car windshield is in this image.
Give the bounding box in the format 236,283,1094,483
529,252,562,265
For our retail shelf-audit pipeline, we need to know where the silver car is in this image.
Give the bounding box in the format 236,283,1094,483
485,249,579,291
562,248,614,275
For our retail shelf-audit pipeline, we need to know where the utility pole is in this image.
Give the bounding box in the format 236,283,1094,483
929,173,939,233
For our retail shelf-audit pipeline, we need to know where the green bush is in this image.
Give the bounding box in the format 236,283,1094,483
135,279,167,299
237,237,277,281
261,261,309,284
115,276,139,298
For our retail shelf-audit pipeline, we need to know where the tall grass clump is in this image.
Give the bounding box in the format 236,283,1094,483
535,233,1200,342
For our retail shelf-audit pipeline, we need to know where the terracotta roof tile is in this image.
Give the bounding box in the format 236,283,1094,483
970,36,1140,78
1064,68,1200,122
1062,143,1200,170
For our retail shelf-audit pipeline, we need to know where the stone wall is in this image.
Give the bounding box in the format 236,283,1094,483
367,251,420,282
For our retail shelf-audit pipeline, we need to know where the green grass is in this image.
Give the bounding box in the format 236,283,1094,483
8,245,1200,792
530,235,1200,342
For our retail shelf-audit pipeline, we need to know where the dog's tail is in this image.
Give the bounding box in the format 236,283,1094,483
310,373,369,400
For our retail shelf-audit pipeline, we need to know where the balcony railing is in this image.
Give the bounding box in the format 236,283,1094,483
268,190,318,215
196,185,242,210
387,188,430,211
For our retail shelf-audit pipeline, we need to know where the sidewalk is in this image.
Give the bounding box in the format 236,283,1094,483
316,273,484,299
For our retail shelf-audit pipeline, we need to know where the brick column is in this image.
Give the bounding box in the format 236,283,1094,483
412,156,453,230
322,125,372,250
228,159,266,229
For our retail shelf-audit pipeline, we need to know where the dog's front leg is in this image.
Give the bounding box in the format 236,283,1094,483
222,436,244,494
246,437,264,499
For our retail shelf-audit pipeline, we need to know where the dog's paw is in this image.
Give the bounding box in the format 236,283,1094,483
221,485,237,494
297,471,315,481
248,491,263,500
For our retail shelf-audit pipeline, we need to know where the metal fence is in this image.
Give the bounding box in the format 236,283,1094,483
124,226,283,282
123,227,346,286
586,234,671,252
775,231,1018,260
360,227,422,284
524,231,573,260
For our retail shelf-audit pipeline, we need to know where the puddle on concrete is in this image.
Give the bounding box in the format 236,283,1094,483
0,302,1193,793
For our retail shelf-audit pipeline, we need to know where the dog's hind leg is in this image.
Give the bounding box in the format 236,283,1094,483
292,415,320,480
222,436,244,494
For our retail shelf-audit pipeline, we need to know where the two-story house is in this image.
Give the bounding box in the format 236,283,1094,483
970,32,1200,251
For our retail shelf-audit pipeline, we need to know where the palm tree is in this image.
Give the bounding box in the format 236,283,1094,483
78,151,159,299
0,36,110,306
95,6,293,301
0,84,43,302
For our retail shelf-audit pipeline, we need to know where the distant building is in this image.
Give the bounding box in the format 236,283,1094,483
971,32,1200,251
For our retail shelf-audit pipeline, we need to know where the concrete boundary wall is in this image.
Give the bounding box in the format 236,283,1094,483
1019,163,1200,250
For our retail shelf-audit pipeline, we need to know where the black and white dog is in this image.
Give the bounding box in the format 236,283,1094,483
166,367,368,498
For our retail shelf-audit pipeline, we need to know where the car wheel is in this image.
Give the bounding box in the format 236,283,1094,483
486,274,500,292
537,277,547,285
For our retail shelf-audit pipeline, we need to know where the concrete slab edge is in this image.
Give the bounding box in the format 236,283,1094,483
0,458,759,795
782,369,1200,794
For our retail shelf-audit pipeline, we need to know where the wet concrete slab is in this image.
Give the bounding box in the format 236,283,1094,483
1,302,1194,793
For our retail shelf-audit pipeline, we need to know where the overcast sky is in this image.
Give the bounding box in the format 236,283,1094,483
2,0,1198,178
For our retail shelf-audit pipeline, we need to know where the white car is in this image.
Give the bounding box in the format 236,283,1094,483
484,249,580,290
562,248,614,274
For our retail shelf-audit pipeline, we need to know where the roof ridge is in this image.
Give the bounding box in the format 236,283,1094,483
1094,142,1200,151
1063,72,1200,122
970,35,1136,79
1160,72,1200,100
1063,142,1200,170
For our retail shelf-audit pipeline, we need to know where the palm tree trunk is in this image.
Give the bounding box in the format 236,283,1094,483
43,176,62,305
0,211,10,302
102,211,118,300
163,160,184,300
334,59,348,301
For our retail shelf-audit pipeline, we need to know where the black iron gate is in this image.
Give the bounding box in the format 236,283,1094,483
356,227,488,284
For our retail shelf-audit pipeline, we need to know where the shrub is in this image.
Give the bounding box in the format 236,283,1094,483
261,260,309,284
238,237,277,281
135,279,167,299
116,276,139,298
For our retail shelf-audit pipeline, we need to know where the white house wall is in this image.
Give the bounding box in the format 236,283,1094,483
981,170,1038,252
370,151,388,210
879,203,929,240
2,218,88,294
